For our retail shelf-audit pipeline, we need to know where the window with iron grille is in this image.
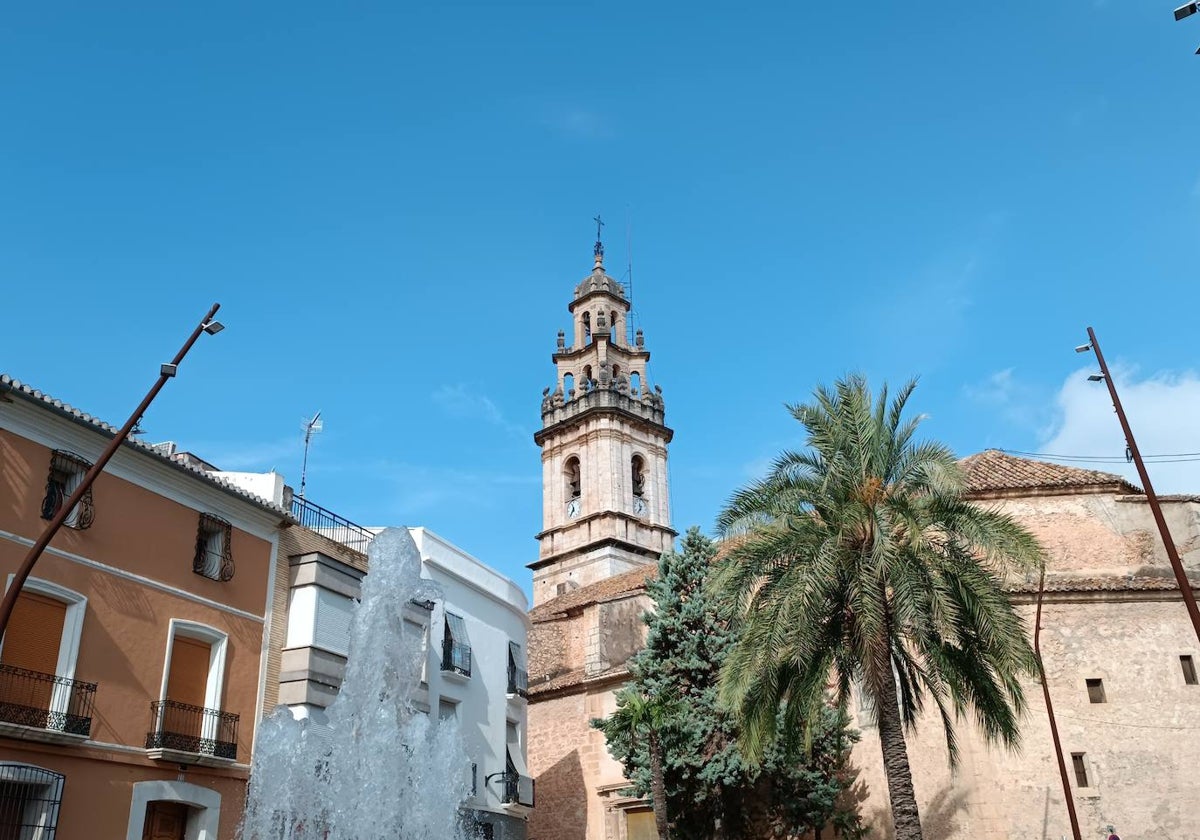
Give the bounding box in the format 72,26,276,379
194,514,234,582
40,450,94,530
0,763,65,838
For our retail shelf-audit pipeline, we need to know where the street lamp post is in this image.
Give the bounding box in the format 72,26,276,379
1034,567,1083,840
0,303,224,643
1078,327,1200,647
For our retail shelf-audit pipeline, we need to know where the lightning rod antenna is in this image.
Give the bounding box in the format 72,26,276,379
625,205,634,345
299,411,323,500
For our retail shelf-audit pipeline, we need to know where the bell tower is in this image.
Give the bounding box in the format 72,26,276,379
530,224,676,606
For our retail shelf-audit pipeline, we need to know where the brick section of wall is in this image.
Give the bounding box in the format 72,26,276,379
261,525,367,721
527,692,591,840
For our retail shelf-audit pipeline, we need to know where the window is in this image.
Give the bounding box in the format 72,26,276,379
193,514,234,581
582,312,591,342
507,642,528,698
0,763,65,839
564,457,581,500
150,621,235,759
40,450,94,530
438,699,458,721
631,455,646,497
1182,655,1198,685
504,721,534,806
0,580,92,736
1085,678,1106,704
1071,753,1089,787
442,612,471,677
626,810,657,840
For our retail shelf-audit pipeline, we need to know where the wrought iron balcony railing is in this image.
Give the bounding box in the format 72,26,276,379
0,663,96,736
441,638,472,677
502,773,535,807
290,496,375,554
146,699,239,760
507,665,528,698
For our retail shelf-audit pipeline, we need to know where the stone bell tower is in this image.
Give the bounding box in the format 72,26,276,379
530,225,676,607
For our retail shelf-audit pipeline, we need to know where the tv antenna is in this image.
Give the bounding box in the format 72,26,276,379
299,411,323,500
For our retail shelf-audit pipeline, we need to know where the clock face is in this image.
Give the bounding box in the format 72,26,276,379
633,497,646,515
567,498,581,518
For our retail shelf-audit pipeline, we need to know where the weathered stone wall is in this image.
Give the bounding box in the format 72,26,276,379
987,493,1200,579
852,594,1200,840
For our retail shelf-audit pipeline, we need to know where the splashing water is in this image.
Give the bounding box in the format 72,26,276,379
240,528,470,840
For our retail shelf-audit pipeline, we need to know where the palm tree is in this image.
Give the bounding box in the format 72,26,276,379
714,376,1043,840
606,689,675,840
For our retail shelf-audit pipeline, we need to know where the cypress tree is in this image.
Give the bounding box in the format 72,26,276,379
594,527,864,839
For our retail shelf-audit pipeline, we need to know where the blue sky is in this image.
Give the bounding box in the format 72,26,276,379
4,3,1199,593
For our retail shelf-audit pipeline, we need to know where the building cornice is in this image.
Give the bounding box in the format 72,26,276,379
535,398,672,446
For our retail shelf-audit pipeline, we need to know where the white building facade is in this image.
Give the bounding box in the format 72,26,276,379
279,524,534,840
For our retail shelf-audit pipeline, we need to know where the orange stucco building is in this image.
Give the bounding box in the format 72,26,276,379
0,374,288,839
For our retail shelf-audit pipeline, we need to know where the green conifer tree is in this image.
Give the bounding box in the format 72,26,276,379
594,527,864,839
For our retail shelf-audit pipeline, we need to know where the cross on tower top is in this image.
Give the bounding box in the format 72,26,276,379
593,214,605,264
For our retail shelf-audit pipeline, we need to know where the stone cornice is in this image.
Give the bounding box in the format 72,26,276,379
527,529,676,571
536,392,671,445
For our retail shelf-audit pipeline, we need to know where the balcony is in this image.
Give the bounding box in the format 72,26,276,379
145,699,239,765
507,665,528,699
290,496,376,555
502,772,535,808
0,663,96,742
441,638,472,678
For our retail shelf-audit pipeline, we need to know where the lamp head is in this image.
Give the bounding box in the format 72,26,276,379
202,320,225,335
1175,2,1198,21
160,363,178,378
1087,373,1106,382
1075,343,1092,353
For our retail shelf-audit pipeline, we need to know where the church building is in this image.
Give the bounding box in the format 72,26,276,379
526,234,676,840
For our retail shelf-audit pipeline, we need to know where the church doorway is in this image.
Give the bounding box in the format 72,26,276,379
141,801,189,840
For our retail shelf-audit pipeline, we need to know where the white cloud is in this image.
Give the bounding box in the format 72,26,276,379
963,368,1059,436
184,437,299,471
432,384,528,439
1039,367,1200,493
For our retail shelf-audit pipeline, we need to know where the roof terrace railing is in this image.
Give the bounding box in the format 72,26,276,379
290,495,375,554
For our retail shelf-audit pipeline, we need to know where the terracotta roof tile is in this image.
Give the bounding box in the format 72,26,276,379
960,449,1140,496
529,564,656,623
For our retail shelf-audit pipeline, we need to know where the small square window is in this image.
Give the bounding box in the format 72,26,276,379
1071,753,1089,787
1182,655,1198,686
194,514,234,581
1085,678,1106,704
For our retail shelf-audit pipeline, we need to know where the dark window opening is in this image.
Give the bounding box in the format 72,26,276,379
442,613,471,677
631,455,646,498
1085,678,1106,704
40,450,94,530
1182,655,1198,685
1071,753,1089,787
194,514,234,581
0,763,65,839
565,457,581,500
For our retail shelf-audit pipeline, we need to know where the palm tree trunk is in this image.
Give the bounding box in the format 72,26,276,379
648,735,670,840
874,676,923,840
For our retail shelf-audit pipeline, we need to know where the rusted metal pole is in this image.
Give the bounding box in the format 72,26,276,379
0,303,222,642
1086,326,1200,646
1034,567,1083,840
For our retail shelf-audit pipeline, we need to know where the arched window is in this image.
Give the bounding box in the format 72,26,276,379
630,372,641,395
610,310,618,342
564,457,582,500
582,312,591,342
631,455,646,498
583,366,593,391
563,373,574,398
612,365,620,379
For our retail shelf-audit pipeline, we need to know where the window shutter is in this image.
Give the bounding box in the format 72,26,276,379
445,612,468,644
1,592,67,675
167,636,210,709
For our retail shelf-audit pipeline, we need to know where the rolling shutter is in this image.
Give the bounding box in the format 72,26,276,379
1,592,66,675
167,636,210,708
